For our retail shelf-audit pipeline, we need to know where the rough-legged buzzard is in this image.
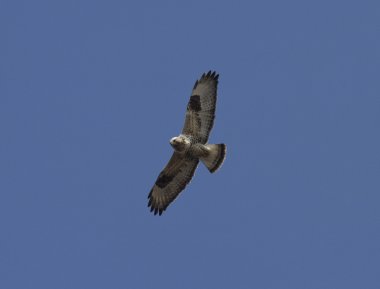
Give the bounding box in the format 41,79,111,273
148,71,226,215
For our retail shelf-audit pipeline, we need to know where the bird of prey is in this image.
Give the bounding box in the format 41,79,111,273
148,71,226,215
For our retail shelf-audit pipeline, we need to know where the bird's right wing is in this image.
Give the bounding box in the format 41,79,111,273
148,152,199,215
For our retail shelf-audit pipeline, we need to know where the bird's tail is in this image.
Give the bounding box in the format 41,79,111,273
200,144,226,173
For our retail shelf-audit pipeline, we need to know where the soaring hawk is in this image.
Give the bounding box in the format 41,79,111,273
148,71,226,215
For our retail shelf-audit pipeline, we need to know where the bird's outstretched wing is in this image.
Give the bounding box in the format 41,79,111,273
182,71,219,143
148,152,199,215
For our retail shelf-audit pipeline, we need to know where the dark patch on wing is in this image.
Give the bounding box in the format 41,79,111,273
155,173,174,188
188,95,201,112
194,112,202,131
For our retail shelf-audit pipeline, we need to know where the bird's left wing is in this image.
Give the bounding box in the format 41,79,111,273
182,71,219,143
148,152,199,215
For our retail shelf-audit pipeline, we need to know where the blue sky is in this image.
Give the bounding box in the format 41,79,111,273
1,0,379,288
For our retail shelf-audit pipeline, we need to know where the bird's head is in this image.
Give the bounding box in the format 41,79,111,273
170,135,190,152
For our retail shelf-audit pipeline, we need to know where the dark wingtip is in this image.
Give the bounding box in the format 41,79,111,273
193,80,198,90
199,70,219,81
148,198,165,216
194,70,219,90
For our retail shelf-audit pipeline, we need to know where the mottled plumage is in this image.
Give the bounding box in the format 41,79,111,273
148,71,226,215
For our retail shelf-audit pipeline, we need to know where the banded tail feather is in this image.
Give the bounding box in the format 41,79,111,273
200,143,226,173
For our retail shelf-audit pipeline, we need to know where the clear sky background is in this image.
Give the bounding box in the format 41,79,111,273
1,1,379,288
